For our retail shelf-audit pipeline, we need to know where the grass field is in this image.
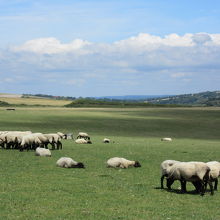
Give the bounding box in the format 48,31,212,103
0,97,71,106
0,107,220,219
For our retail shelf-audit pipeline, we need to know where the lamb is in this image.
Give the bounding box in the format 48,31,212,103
161,137,172,141
77,132,90,140
206,161,220,190
167,161,213,195
103,138,110,143
56,157,85,168
160,160,180,189
75,138,92,144
35,147,51,157
106,157,141,169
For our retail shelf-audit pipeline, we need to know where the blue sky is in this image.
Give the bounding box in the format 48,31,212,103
0,0,220,96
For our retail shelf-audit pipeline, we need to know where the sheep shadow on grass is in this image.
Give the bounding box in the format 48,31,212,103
154,187,200,196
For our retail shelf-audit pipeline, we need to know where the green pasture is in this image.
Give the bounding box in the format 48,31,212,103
0,107,220,219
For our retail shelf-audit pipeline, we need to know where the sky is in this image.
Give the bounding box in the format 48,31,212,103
0,0,220,97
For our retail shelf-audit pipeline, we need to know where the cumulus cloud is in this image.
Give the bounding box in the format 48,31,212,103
2,32,220,96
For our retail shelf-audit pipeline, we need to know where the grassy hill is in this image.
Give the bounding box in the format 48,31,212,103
147,91,220,106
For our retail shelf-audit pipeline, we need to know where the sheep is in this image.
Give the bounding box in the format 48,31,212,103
35,147,51,157
57,132,67,139
75,138,92,144
103,138,110,143
206,161,220,190
160,160,180,189
77,132,90,140
161,137,172,141
43,133,63,150
20,134,42,151
166,161,213,195
106,157,141,169
56,157,85,168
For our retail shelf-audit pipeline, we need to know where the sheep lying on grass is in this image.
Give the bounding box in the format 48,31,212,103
206,161,220,190
107,157,141,169
77,132,90,140
103,138,110,143
166,161,213,196
35,147,51,157
56,157,85,168
75,138,92,144
161,137,172,141
160,160,180,189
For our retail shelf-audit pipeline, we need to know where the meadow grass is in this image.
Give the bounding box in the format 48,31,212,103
0,107,220,219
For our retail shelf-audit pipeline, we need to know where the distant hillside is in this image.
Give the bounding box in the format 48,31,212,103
146,91,220,106
98,95,172,100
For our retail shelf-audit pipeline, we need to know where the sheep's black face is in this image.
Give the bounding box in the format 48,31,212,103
134,161,141,167
77,162,85,168
87,140,92,144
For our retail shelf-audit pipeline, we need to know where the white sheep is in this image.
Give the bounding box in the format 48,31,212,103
160,160,180,189
103,138,110,143
75,138,92,144
161,137,172,141
56,157,85,168
77,132,90,140
206,161,220,190
20,134,42,151
167,161,213,195
35,147,51,157
57,132,67,139
106,157,141,169
43,133,62,149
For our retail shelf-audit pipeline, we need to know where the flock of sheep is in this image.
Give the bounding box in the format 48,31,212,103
1,131,219,196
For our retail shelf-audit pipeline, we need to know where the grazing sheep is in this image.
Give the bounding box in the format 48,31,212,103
77,132,90,140
167,161,213,195
103,138,110,143
161,137,172,141
75,138,92,144
107,157,141,169
57,132,67,139
20,134,42,151
43,133,63,150
206,161,220,190
35,147,51,157
160,160,180,189
56,157,85,168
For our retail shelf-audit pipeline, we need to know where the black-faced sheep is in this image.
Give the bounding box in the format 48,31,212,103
206,161,220,190
166,161,213,195
20,134,42,151
103,138,110,143
35,147,51,157
77,132,90,140
106,157,141,169
56,157,85,168
160,160,180,189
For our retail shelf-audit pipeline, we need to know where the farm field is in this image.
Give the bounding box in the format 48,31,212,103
0,107,220,220
0,96,71,106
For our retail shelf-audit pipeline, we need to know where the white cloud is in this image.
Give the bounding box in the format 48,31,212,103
2,32,220,96
12,38,91,54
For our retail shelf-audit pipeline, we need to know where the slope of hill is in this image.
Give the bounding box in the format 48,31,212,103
146,91,220,106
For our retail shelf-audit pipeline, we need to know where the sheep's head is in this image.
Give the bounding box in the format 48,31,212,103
87,140,92,144
134,161,141,168
77,162,85,168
